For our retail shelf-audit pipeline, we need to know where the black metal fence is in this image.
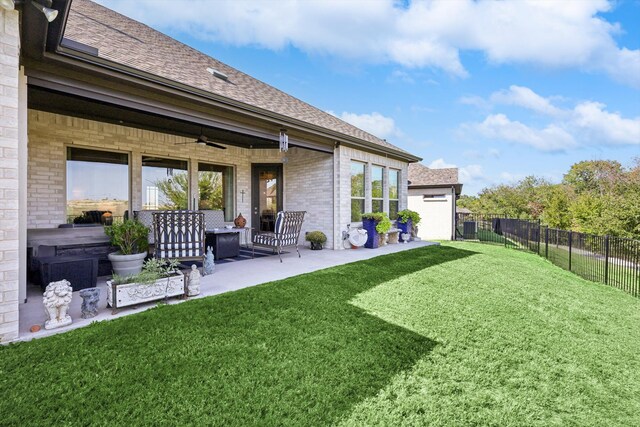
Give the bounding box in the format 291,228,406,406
456,213,640,298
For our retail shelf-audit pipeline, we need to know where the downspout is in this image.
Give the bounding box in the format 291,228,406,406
451,186,456,241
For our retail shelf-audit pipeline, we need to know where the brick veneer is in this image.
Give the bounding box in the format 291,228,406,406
0,8,20,342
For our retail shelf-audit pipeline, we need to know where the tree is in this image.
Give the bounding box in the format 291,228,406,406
155,172,223,210
541,185,572,229
563,160,624,195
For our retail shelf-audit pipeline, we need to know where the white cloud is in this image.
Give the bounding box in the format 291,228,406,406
459,165,484,183
462,86,640,151
329,111,400,139
490,85,564,116
572,102,640,145
473,114,578,152
96,0,640,87
428,158,456,169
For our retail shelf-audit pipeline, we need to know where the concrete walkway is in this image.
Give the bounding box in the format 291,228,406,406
17,240,437,342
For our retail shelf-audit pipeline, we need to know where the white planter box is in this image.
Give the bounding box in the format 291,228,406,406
106,270,185,311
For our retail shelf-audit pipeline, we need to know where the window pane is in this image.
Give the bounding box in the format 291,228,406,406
351,199,364,222
371,165,383,199
389,200,399,219
351,162,365,197
372,199,383,213
198,163,234,221
142,157,188,210
66,147,129,224
389,169,399,200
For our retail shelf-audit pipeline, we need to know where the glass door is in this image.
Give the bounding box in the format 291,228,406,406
251,164,283,232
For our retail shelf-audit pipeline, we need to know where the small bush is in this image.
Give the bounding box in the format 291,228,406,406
306,231,328,244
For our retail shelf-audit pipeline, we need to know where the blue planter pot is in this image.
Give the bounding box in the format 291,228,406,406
397,218,412,242
362,218,379,249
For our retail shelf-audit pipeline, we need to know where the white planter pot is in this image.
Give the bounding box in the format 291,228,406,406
106,270,185,311
108,251,147,277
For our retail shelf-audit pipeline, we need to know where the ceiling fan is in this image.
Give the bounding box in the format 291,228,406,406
193,134,227,150
177,128,227,149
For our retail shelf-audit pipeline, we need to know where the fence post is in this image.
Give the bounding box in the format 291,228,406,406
604,235,609,285
545,226,549,259
537,220,541,255
568,231,572,271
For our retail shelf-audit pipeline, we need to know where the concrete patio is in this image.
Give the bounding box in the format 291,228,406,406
17,240,437,342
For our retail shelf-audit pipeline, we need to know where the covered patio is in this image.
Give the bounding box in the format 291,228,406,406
19,240,437,342
2,0,420,342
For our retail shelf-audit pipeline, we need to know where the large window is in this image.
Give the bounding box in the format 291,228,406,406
389,169,399,219
66,147,129,224
371,165,384,213
198,163,234,221
142,156,188,210
350,161,365,222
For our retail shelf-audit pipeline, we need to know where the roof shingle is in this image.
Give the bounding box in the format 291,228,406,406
408,163,460,187
63,0,415,157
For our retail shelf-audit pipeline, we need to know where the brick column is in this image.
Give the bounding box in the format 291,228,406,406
0,8,20,342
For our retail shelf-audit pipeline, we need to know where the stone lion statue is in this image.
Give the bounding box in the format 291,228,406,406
43,279,73,330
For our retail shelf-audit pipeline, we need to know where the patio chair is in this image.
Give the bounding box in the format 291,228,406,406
252,211,306,262
152,210,205,263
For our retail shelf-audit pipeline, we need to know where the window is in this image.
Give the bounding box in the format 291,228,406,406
371,165,384,213
389,169,399,219
66,147,129,224
198,163,234,221
350,161,365,222
423,194,447,200
142,156,188,210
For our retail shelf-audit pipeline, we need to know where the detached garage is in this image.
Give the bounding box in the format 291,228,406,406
408,163,462,241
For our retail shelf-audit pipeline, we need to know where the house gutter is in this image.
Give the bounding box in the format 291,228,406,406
42,45,421,163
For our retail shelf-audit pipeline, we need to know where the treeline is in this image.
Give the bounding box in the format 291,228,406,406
458,159,640,239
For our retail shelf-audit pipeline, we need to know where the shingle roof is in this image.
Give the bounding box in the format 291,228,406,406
408,163,459,187
63,0,415,158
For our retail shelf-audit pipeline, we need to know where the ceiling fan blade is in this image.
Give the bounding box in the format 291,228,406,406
205,141,227,149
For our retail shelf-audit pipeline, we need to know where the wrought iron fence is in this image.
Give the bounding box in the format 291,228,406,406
456,213,640,298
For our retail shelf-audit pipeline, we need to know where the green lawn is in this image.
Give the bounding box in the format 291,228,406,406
1,243,639,426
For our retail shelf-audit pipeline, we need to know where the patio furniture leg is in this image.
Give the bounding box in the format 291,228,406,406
252,245,255,259
296,244,301,258
277,246,282,263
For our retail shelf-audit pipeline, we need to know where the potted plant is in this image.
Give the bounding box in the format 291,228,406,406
306,231,327,250
362,212,391,249
106,258,184,312
397,209,421,242
105,219,149,276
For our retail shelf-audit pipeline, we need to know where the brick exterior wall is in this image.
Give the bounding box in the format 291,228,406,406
0,8,20,342
334,145,409,249
27,111,338,248
284,149,334,248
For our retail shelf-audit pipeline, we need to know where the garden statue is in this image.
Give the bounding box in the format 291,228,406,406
401,233,410,243
43,279,73,330
204,246,215,275
188,264,201,296
79,287,101,319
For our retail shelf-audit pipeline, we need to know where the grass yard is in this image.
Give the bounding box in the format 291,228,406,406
1,242,639,426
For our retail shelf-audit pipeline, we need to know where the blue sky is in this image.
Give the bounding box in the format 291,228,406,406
98,0,640,195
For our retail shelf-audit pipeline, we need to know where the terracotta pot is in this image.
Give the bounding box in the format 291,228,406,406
234,213,247,228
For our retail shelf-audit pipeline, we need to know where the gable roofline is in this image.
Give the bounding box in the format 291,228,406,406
24,0,422,163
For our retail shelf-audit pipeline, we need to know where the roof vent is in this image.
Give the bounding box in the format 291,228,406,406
207,67,229,81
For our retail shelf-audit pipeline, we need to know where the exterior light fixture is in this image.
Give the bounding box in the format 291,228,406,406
0,0,15,11
279,129,289,152
31,0,58,22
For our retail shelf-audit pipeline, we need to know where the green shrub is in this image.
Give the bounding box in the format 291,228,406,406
397,209,421,226
104,219,149,255
305,231,328,244
362,212,392,234
111,258,180,285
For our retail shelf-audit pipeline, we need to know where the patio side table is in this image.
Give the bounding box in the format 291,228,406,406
205,228,241,260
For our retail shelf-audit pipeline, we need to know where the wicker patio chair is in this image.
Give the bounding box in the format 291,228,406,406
252,211,306,262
